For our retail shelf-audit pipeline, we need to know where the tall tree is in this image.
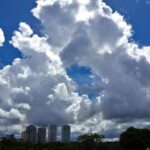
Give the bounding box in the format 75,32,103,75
78,133,104,150
120,127,150,150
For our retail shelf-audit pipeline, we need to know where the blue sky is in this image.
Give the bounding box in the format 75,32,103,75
0,0,39,66
105,0,150,46
0,0,150,75
0,0,150,100
0,0,149,74
0,0,150,67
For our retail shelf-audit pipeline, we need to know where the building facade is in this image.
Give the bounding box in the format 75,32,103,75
26,125,37,143
21,130,27,141
37,127,46,143
48,124,57,142
61,125,70,143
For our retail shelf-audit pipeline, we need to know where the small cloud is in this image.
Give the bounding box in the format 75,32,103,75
146,0,150,4
0,28,5,47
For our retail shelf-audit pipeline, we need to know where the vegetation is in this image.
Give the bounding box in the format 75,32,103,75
0,138,123,150
120,127,150,150
77,133,104,150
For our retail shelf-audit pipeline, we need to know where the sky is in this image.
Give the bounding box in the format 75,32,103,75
0,0,150,139
105,0,150,46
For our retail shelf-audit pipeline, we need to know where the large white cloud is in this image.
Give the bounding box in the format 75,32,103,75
0,22,100,135
32,0,150,136
0,28,5,47
0,0,150,138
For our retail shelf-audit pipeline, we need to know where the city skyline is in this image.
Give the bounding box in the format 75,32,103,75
21,124,71,143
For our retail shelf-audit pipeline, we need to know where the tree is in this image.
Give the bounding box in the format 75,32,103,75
120,127,150,150
78,133,104,150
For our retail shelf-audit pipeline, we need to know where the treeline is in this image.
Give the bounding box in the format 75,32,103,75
0,141,123,150
0,126,150,150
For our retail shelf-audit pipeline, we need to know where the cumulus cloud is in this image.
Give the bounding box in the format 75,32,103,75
0,0,150,138
0,28,5,47
0,21,99,135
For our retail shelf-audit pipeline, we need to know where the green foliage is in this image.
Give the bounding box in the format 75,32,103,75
120,127,150,150
105,142,124,150
0,140,123,150
77,133,104,150
78,133,104,143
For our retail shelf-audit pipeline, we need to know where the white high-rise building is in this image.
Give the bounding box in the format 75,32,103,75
26,125,37,143
21,130,27,141
37,127,46,143
48,124,57,142
61,125,70,143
